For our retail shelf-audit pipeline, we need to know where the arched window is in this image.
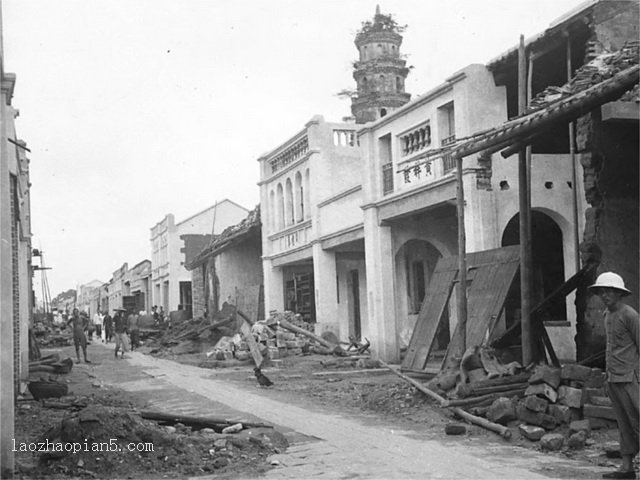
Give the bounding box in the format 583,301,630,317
276,183,284,230
304,169,311,219
396,76,402,92
269,190,276,232
295,171,303,222
362,76,368,93
363,45,368,60
285,178,294,226
380,108,387,117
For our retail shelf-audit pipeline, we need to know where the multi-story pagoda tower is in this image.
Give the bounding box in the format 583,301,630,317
351,6,411,124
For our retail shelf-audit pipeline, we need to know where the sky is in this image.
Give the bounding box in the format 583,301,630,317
2,0,588,298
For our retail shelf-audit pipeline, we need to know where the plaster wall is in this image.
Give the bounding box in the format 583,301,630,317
318,187,363,238
213,239,263,308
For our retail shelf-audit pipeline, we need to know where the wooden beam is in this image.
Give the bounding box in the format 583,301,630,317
455,154,468,355
519,35,534,366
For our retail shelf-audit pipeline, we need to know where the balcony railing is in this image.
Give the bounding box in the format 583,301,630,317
333,129,357,147
441,135,456,173
269,220,312,255
270,136,309,174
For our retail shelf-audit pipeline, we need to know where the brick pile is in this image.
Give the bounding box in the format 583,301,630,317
485,363,615,450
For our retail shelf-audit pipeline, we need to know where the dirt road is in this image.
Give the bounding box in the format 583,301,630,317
84,343,608,480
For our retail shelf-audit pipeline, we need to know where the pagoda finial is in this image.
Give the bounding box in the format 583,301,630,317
375,5,380,16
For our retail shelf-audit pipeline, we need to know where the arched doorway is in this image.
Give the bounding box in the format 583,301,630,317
395,240,447,349
502,211,567,322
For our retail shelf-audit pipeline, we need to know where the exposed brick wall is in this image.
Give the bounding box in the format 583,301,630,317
191,265,206,319
180,234,212,267
10,175,19,394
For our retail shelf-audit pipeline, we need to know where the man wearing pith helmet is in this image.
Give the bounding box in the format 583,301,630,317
589,272,639,480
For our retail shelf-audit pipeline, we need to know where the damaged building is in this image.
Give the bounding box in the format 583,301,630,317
258,1,638,366
186,206,263,322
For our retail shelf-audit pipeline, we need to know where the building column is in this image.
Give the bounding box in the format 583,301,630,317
262,258,284,314
312,245,339,336
463,170,498,253
363,207,399,362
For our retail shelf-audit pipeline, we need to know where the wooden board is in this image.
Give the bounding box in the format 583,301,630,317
401,256,458,372
442,246,520,368
402,246,520,373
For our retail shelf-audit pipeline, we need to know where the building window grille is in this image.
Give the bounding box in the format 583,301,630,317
382,162,394,195
441,135,456,173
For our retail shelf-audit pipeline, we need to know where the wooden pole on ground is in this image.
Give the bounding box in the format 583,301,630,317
518,34,534,366
380,362,512,439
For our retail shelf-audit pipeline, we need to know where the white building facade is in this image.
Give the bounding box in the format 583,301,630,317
150,200,248,314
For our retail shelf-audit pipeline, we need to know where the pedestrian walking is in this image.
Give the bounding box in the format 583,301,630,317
103,311,113,343
589,272,639,480
128,310,140,351
93,310,103,340
67,308,90,363
113,308,130,359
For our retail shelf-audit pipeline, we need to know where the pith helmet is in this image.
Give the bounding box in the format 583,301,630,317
589,272,631,295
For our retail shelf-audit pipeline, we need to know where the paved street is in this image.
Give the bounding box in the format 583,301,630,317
74,343,609,480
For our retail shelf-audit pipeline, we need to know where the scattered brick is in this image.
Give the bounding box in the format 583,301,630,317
583,404,617,421
604,441,621,458
589,396,612,407
524,395,549,413
567,431,587,449
445,424,466,435
547,404,572,425
487,397,517,425
583,387,606,404
528,366,561,389
561,364,592,382
516,404,557,430
558,386,582,408
540,433,565,451
518,424,546,441
525,383,558,403
569,419,591,436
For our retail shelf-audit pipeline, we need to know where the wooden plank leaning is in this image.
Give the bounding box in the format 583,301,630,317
380,361,512,439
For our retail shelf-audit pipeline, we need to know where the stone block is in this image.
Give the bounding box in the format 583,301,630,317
569,380,585,389
558,386,582,408
548,404,572,425
604,441,621,458
487,397,516,425
525,383,558,403
518,424,546,441
561,364,592,382
524,395,549,413
583,387,606,404
585,368,606,388
285,340,298,349
528,366,561,389
589,396,612,407
267,347,279,359
445,424,466,435
569,419,591,436
567,431,587,449
516,404,557,430
583,404,616,421
586,416,617,430
540,433,564,451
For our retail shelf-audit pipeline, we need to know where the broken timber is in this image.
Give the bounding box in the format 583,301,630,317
272,318,346,355
381,362,512,439
140,411,273,430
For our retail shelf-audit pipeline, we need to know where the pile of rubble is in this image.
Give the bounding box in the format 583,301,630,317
424,347,615,449
528,40,639,111
150,306,361,366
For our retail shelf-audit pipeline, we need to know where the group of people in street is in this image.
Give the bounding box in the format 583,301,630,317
66,306,160,361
